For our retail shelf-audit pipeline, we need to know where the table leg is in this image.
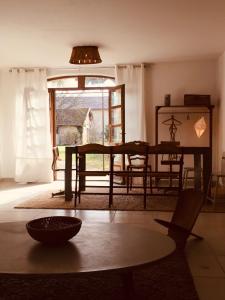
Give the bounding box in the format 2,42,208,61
65,147,73,201
79,155,86,192
203,151,211,195
194,154,201,191
121,271,135,300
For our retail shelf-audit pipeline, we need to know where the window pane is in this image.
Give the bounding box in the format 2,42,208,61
111,107,121,125
111,127,121,143
85,77,115,87
48,78,78,88
55,90,109,146
111,90,121,106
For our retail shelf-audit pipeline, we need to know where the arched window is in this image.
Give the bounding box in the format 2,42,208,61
47,75,115,89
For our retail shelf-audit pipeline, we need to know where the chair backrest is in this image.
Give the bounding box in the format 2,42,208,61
76,143,111,155
112,141,148,155
149,143,183,171
75,144,112,172
169,189,204,234
160,141,181,161
148,143,181,154
126,141,149,167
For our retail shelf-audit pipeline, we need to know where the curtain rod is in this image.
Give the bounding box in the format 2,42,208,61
9,68,45,72
117,64,150,68
49,64,150,69
9,64,151,72
49,66,114,70
9,64,150,72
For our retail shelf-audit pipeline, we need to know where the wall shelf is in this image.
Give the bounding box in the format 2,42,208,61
155,105,214,148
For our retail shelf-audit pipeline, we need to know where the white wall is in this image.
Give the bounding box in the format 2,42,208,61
145,59,218,170
0,61,220,178
217,52,225,169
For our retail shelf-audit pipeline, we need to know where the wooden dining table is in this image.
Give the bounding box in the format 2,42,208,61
65,145,212,201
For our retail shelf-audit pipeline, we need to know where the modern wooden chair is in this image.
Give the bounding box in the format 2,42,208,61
74,143,112,207
155,189,205,248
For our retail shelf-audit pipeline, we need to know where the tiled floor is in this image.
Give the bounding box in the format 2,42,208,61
0,180,225,300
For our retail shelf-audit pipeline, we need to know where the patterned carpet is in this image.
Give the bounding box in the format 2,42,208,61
15,188,225,212
0,249,199,300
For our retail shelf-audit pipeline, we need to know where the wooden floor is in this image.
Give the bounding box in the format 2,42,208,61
0,180,225,300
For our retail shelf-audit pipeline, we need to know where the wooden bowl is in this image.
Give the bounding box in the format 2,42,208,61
26,216,82,245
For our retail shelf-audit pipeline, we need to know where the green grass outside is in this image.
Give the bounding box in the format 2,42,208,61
57,145,109,170
58,146,66,160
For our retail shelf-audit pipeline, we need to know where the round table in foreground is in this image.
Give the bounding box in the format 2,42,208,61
0,221,175,276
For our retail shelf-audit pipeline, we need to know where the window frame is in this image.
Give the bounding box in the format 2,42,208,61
47,75,115,90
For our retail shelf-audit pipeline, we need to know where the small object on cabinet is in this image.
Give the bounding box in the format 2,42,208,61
164,94,171,106
184,94,211,106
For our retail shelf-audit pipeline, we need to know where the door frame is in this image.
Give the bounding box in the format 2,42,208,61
48,75,123,147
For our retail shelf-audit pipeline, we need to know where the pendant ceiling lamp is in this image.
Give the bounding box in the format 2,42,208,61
69,46,102,64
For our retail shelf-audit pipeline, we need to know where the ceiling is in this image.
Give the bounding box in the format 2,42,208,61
1,0,225,68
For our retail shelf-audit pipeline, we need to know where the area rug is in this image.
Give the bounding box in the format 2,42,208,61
14,188,225,212
0,250,199,300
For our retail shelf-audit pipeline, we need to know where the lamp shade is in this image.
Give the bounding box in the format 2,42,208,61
194,116,207,138
69,46,102,64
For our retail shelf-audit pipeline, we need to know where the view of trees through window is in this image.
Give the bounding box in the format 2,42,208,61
48,76,115,171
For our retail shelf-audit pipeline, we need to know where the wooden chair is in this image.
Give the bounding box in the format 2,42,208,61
74,143,112,207
111,142,149,208
206,155,225,205
126,141,152,193
51,147,66,197
52,146,76,197
183,166,203,189
149,143,184,194
155,189,204,248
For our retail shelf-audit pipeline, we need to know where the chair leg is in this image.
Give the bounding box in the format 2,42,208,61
109,172,113,208
214,176,220,206
143,172,147,209
190,232,204,240
129,167,134,191
183,169,187,189
207,174,220,206
52,190,65,198
74,168,78,207
127,174,130,194
109,156,113,208
78,190,81,204
130,175,133,191
206,174,213,201
148,166,153,194
77,180,81,204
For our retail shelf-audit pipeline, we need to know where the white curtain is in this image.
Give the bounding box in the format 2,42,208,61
115,64,146,142
0,68,52,183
